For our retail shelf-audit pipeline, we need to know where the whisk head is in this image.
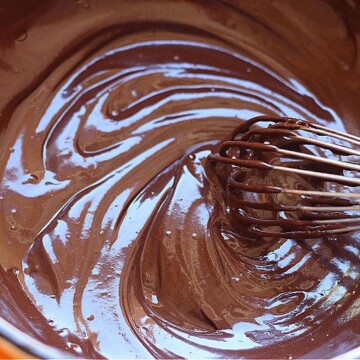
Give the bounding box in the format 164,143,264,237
208,116,360,239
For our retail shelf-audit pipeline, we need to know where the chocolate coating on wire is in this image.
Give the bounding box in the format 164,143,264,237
208,116,360,238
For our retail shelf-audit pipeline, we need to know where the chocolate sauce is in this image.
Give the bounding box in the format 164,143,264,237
0,1,359,358
208,116,360,239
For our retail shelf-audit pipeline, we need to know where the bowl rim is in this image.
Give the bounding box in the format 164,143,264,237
0,318,69,359
0,315,360,359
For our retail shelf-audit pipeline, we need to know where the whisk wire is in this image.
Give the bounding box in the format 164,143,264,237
209,116,360,239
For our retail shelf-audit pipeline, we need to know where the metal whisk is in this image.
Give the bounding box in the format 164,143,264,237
208,116,360,239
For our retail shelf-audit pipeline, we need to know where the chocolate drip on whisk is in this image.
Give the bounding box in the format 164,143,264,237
208,116,360,239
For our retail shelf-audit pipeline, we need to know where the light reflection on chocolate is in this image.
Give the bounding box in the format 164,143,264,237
0,0,359,358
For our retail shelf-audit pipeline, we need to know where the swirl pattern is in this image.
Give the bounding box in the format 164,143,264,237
0,1,359,358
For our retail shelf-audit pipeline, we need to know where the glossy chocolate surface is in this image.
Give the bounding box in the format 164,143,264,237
0,0,359,358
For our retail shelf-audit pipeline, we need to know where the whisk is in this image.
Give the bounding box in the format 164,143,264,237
208,116,360,239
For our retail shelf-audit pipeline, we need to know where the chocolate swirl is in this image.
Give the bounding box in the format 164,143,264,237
0,1,359,358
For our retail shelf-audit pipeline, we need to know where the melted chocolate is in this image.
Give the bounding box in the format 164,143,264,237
208,116,360,239
0,0,359,358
